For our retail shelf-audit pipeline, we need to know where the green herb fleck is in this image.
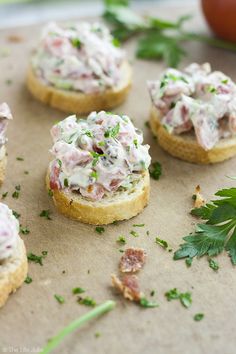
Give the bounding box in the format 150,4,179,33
54,294,65,304
20,226,30,235
179,292,192,308
27,252,44,266
133,223,145,227
13,210,20,219
185,257,193,267
16,157,24,161
78,296,96,307
112,37,120,47
40,209,52,220
2,191,8,198
5,79,12,85
130,230,139,237
73,287,85,295
149,162,162,180
116,235,126,244
165,288,180,301
48,189,53,197
95,226,105,234
24,171,29,175
150,290,155,297
71,38,82,48
155,237,168,249
104,123,120,138
139,297,159,308
95,332,101,338
133,139,138,148
208,258,219,271
64,178,69,187
24,275,32,284
194,313,204,321
90,171,98,180
221,79,228,84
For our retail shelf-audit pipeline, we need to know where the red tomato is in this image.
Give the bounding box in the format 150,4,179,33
201,0,236,43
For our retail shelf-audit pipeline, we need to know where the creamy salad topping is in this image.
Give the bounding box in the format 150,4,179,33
0,203,19,261
49,111,151,201
148,63,236,150
0,102,12,151
32,22,125,94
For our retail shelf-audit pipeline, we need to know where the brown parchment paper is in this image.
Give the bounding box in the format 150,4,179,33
1,3,236,354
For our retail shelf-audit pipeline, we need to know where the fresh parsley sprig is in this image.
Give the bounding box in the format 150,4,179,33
103,0,236,67
174,187,236,265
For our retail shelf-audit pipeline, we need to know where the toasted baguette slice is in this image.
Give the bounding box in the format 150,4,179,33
46,171,150,225
0,146,7,186
0,237,28,308
26,61,132,115
150,105,236,164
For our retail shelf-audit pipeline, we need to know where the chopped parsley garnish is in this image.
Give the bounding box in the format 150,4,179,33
139,297,159,308
64,178,69,187
194,313,204,321
24,275,32,284
133,139,138,148
116,235,126,244
27,251,47,266
24,171,29,175
57,159,62,168
54,294,65,304
130,230,139,237
48,189,53,197
150,290,155,297
165,288,192,308
98,141,105,147
95,332,101,338
73,287,85,295
12,210,20,219
16,157,24,161
85,131,93,138
95,226,105,234
42,250,48,256
90,151,105,166
155,237,168,249
179,292,192,308
90,171,98,180
208,85,217,93
133,223,145,227
221,79,228,84
149,162,162,180
112,37,120,47
40,209,52,220
208,258,219,271
174,187,236,265
165,288,180,301
20,226,30,235
119,249,125,253
12,185,21,199
71,38,82,49
78,296,96,307
104,123,120,139
2,191,8,198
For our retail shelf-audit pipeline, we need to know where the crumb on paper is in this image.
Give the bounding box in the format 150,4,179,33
119,247,147,273
193,185,206,208
111,274,142,301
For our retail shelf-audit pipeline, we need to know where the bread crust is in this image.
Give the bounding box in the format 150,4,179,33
46,171,150,225
0,146,7,186
0,237,28,308
150,105,236,164
26,61,132,114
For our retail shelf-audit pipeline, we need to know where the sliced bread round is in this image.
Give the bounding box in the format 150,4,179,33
0,237,28,308
27,61,132,115
46,171,150,225
150,105,236,164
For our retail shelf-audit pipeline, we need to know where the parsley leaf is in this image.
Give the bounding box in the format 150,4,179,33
95,226,105,234
194,313,204,321
73,287,85,295
104,123,120,138
24,275,33,284
149,162,162,180
27,251,47,266
54,294,65,304
155,237,168,249
139,297,159,308
20,226,30,235
165,288,180,301
116,235,126,244
174,187,236,265
40,209,52,220
78,296,96,307
179,292,192,308
208,258,219,271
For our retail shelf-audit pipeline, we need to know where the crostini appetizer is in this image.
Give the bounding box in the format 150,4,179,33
27,22,131,114
0,103,12,185
46,111,151,225
148,63,236,164
0,203,28,308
